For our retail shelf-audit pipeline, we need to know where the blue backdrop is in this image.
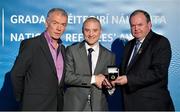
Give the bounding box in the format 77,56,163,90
0,0,180,110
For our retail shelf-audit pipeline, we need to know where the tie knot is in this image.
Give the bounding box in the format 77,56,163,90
88,48,94,54
136,40,141,45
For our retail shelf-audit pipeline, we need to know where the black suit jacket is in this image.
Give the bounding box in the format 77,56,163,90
120,30,174,111
11,33,65,110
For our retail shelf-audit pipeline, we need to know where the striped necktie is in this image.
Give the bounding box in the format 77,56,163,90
129,40,141,64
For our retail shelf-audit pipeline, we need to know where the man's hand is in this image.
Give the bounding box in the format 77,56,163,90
102,78,112,89
95,74,106,88
111,75,128,86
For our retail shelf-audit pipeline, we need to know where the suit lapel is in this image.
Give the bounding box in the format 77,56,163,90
59,45,66,85
79,41,91,75
39,33,57,75
126,31,153,73
94,44,106,75
127,39,141,71
124,40,135,73
60,45,65,60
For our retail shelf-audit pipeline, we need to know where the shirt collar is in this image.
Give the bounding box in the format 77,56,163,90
44,31,62,47
137,37,145,43
85,42,99,53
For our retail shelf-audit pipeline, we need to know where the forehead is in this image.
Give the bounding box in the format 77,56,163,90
131,13,146,21
130,13,148,24
47,13,67,24
84,20,101,28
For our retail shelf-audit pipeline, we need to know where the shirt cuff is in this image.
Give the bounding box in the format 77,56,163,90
108,87,116,95
90,75,96,84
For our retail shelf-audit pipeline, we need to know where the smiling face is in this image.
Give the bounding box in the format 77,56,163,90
82,18,102,47
45,11,67,41
130,12,152,40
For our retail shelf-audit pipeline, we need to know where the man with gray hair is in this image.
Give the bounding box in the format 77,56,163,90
11,8,68,110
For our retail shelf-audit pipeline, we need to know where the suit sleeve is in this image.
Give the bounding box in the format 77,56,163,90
112,53,116,66
11,40,32,102
126,37,171,92
65,46,91,87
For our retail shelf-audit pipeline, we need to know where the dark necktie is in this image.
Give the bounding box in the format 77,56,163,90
129,40,141,64
88,48,94,75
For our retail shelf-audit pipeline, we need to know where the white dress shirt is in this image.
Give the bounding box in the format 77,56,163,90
85,42,115,95
85,42,99,84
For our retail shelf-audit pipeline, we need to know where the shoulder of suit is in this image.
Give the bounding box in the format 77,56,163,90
23,34,42,42
151,32,170,44
124,38,135,47
61,44,65,48
20,34,42,48
66,42,81,50
100,44,115,55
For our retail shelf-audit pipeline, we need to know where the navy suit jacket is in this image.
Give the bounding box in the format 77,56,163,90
120,30,174,111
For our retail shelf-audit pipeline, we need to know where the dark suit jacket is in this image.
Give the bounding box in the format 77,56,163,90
11,33,66,110
120,30,174,111
63,41,115,111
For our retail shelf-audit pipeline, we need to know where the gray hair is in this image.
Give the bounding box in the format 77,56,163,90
47,8,68,18
82,17,102,32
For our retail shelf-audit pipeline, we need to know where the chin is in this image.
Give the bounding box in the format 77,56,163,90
52,36,60,40
86,42,94,46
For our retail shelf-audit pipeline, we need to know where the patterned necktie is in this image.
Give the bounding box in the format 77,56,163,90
88,48,94,75
129,40,141,64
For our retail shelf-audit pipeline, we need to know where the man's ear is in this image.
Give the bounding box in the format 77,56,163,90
148,21,152,29
45,20,48,28
82,27,84,34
